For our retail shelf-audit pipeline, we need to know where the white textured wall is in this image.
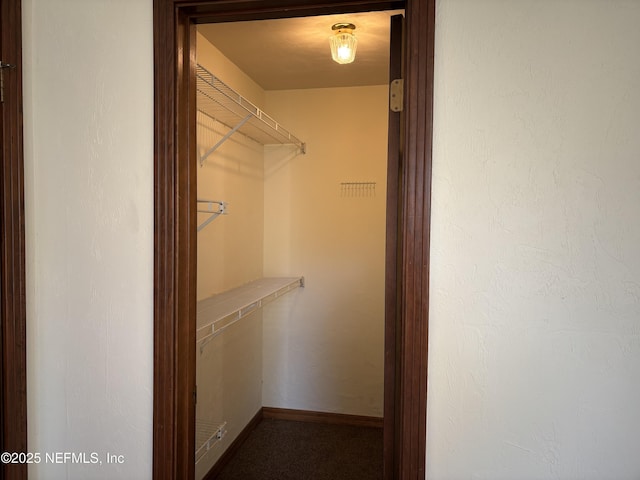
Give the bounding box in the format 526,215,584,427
428,1,640,478
23,1,639,478
262,86,388,417
23,0,153,479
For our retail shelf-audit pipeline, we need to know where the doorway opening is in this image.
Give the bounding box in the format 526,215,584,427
152,1,434,479
193,11,400,479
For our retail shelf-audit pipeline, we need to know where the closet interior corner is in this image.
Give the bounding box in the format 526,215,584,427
194,11,396,478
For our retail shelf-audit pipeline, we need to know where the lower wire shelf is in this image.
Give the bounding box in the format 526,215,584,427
195,420,227,464
197,276,304,351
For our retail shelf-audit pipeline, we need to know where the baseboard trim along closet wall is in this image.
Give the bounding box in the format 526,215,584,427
262,407,383,429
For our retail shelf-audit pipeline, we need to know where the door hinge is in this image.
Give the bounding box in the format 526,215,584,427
0,61,17,104
390,78,404,112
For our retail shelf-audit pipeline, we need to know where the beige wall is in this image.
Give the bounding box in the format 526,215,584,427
195,317,263,479
262,86,389,417
196,32,265,300
195,33,265,478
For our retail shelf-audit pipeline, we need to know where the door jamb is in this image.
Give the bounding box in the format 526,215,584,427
153,1,435,478
1,0,28,479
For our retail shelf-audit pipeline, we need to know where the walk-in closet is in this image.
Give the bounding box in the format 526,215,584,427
194,11,400,478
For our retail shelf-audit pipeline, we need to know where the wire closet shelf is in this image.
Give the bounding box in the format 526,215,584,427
196,64,306,164
197,277,304,352
195,420,226,464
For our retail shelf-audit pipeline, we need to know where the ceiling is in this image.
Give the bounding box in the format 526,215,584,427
197,10,403,91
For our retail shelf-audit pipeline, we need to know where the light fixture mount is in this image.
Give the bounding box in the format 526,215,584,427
329,23,358,65
332,23,356,31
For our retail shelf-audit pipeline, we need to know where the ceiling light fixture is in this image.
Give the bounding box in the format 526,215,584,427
329,23,357,65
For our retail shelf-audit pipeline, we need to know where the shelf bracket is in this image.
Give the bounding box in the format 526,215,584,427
200,113,253,166
197,199,227,232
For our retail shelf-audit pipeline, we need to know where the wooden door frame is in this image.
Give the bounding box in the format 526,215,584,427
1,0,28,479
153,0,435,478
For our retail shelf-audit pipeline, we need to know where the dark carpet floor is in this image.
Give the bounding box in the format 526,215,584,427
216,419,383,480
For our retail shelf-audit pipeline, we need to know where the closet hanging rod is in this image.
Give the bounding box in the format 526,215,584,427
196,64,306,157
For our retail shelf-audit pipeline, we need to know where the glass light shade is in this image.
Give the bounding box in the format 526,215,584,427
329,30,357,64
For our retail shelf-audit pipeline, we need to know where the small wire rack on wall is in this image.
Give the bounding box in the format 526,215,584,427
340,181,377,197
